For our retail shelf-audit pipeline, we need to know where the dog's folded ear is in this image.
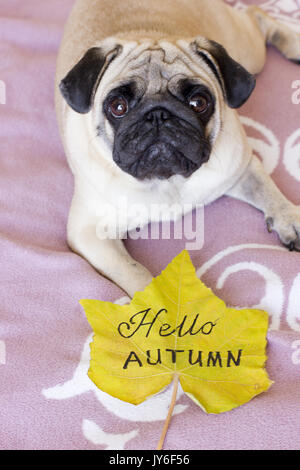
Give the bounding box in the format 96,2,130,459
59,44,122,113
192,38,256,108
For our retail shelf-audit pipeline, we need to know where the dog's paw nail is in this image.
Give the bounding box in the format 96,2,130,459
288,241,296,252
266,217,274,233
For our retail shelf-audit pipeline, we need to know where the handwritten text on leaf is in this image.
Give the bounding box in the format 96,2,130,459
80,250,273,414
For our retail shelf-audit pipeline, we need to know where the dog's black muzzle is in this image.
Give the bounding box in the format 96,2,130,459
113,97,211,180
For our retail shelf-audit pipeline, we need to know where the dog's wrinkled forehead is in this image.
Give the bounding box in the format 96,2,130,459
124,48,172,95
99,40,212,97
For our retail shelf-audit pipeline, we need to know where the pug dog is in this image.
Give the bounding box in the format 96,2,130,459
55,0,300,297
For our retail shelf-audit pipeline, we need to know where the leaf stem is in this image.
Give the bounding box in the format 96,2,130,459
156,374,179,450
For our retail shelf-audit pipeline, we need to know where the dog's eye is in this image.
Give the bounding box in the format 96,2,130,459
108,96,128,118
189,93,210,114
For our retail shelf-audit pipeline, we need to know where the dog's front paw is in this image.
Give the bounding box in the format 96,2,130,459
284,32,300,64
271,28,300,64
266,206,300,251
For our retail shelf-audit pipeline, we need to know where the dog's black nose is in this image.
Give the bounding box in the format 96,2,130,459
146,107,171,124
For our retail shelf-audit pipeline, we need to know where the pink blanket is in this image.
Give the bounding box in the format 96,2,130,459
1,0,300,450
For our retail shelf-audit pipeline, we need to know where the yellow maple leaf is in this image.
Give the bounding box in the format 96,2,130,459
80,250,273,416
